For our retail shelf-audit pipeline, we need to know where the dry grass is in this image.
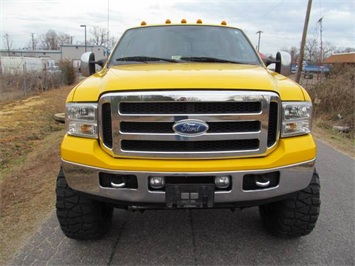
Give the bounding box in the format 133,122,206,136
0,86,72,265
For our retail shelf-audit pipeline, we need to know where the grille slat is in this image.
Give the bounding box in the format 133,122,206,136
120,121,261,134
120,101,261,114
122,139,259,152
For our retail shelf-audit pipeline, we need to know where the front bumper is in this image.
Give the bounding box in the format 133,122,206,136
62,159,315,206
61,134,317,207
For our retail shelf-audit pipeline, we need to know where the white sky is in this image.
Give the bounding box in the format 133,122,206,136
0,0,354,55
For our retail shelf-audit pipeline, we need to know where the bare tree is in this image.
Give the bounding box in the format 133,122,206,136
23,33,39,51
3,33,14,55
321,41,336,60
40,29,59,50
90,26,108,46
58,33,72,46
305,38,319,63
304,39,336,62
107,36,116,50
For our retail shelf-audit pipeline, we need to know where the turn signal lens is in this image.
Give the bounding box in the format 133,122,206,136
281,102,312,137
66,103,98,138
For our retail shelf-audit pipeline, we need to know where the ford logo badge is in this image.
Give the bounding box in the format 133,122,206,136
173,119,209,137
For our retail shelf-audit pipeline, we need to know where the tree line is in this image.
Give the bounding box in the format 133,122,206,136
283,39,354,65
3,28,354,64
2,26,116,51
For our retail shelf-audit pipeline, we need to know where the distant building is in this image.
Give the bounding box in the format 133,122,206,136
0,45,109,68
323,52,355,65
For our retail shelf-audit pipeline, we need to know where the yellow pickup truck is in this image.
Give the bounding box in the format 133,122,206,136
56,20,320,240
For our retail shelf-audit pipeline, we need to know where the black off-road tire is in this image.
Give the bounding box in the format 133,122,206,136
259,171,320,238
56,169,114,240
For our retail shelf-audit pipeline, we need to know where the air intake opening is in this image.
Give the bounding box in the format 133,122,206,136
267,102,278,147
121,139,259,152
102,103,112,148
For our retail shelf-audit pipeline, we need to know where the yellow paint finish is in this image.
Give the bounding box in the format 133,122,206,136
61,134,316,173
69,64,307,102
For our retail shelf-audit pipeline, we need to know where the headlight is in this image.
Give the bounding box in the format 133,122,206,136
281,102,312,137
66,103,98,138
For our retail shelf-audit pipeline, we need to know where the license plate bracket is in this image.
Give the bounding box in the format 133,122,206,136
165,184,214,208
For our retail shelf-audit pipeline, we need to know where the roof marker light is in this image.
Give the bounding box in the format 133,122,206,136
165,19,171,24
181,19,187,23
196,19,203,24
221,21,227,26
141,21,147,26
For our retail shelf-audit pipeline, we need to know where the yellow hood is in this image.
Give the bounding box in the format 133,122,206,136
69,63,307,102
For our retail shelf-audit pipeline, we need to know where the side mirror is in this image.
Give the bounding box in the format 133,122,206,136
265,51,292,76
275,51,291,76
81,52,107,77
81,52,96,77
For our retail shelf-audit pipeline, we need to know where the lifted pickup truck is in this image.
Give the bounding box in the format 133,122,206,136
56,20,320,240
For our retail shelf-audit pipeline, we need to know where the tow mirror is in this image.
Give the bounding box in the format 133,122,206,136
81,52,107,77
265,51,292,76
275,51,291,76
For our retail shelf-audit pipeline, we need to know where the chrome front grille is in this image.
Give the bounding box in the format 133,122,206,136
98,90,280,159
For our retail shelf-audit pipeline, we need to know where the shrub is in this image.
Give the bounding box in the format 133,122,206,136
0,71,64,98
58,60,76,85
308,64,355,131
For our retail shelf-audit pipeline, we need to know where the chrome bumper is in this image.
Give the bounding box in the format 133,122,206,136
61,159,315,205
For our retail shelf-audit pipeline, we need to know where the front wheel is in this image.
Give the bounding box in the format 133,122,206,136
259,171,320,238
56,169,114,240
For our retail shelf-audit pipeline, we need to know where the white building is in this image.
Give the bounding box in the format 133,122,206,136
0,45,108,69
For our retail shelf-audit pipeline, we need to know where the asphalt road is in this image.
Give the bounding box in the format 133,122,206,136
11,141,354,265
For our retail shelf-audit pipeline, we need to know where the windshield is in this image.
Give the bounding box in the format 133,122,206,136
109,25,261,65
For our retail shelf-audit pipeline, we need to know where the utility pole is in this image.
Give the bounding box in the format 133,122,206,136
256,30,263,52
318,17,323,62
31,33,35,50
80,25,87,52
296,0,313,83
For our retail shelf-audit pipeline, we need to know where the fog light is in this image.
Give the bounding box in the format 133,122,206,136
149,176,165,189
215,176,230,189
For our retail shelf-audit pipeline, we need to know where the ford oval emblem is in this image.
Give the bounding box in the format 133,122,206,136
173,119,209,137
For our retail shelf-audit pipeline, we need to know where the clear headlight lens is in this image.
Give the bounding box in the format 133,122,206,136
282,102,312,137
66,103,98,138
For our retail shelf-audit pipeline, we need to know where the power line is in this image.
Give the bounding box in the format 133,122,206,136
254,0,287,24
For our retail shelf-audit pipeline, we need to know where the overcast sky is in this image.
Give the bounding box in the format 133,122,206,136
0,0,354,55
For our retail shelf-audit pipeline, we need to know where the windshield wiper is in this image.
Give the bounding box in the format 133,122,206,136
180,56,249,64
116,56,178,63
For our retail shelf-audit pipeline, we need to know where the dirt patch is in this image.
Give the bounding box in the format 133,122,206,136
0,86,72,265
